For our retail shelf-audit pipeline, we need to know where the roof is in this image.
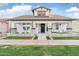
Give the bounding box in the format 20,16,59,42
7,15,75,21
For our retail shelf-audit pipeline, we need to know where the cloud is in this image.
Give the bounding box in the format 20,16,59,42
0,3,7,6
66,12,79,18
66,6,79,12
0,4,32,18
65,6,79,18
51,8,64,16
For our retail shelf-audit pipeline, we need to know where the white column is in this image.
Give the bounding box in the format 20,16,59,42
52,23,56,32
48,23,51,33
35,24,39,34
48,23,51,28
58,24,62,32
63,24,67,32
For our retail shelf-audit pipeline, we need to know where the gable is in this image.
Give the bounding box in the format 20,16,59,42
32,6,51,11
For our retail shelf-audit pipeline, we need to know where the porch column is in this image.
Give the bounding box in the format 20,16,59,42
48,23,52,36
32,22,36,34
59,24,62,32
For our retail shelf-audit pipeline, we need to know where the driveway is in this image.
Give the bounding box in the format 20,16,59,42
0,40,79,45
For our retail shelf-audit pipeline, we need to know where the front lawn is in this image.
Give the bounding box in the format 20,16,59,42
3,36,32,40
53,37,79,40
0,45,79,56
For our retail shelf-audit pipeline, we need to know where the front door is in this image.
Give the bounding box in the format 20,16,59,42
40,24,45,33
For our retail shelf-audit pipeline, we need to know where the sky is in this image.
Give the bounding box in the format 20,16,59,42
0,3,79,19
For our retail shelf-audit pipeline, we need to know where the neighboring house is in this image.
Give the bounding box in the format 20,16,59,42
0,20,9,34
0,6,79,37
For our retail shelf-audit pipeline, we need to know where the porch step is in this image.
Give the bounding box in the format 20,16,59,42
38,34,47,40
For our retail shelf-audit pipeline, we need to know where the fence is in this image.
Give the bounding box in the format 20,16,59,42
0,33,7,37
52,33,79,37
6,33,34,37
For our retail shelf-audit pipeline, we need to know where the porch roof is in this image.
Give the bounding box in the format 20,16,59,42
14,15,70,19
8,15,75,21
0,15,77,21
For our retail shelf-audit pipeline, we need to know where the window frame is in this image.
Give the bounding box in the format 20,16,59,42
37,11,46,16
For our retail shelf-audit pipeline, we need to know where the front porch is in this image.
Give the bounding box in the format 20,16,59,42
2,21,72,40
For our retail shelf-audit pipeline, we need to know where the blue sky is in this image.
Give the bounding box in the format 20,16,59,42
0,3,79,18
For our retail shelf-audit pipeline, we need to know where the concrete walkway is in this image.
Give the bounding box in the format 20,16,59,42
38,34,47,40
0,40,79,45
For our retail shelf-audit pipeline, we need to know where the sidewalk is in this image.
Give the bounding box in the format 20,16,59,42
0,40,79,45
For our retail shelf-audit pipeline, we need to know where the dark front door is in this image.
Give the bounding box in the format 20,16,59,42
41,24,45,33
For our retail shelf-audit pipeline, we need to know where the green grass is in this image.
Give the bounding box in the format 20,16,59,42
53,37,79,40
0,45,79,56
3,36,32,40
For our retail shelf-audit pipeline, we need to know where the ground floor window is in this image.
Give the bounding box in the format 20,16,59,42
12,23,32,34
52,23,68,32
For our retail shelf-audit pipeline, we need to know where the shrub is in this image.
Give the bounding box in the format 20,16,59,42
34,35,38,40
46,36,51,40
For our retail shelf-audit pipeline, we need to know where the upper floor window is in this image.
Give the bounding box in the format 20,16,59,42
37,11,46,16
